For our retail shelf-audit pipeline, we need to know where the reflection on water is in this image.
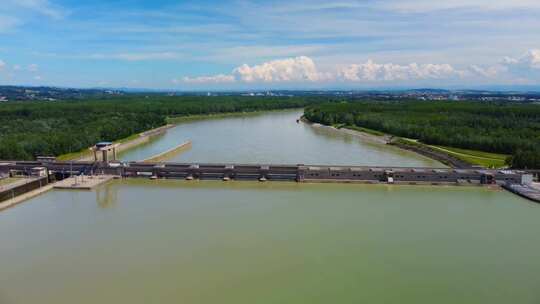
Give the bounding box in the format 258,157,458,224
96,182,118,208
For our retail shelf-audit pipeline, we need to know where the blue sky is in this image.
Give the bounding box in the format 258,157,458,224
1,0,540,90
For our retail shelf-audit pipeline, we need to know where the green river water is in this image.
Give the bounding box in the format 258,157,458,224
1,110,539,304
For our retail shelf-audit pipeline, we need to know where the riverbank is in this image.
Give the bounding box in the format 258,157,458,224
166,108,303,124
301,116,506,169
300,117,391,145
389,138,474,169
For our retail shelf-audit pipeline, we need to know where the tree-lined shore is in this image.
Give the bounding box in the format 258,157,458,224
304,101,540,169
0,96,322,160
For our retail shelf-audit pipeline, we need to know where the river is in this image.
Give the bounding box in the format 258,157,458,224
1,110,539,304
118,109,442,166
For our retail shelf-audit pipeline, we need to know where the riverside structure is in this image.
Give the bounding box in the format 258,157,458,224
1,160,536,203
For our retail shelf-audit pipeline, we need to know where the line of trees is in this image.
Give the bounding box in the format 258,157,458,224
0,96,326,160
304,101,540,169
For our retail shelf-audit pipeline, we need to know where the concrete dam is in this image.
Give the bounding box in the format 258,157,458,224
1,160,531,185
1,160,539,205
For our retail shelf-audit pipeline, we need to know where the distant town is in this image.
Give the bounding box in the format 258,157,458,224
1,85,540,103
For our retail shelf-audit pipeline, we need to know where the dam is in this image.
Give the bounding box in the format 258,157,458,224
0,160,532,185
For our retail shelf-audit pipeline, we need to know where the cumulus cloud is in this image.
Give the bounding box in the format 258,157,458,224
337,60,462,82
0,60,5,70
503,49,540,70
177,50,540,86
179,56,325,84
468,65,500,78
232,56,323,82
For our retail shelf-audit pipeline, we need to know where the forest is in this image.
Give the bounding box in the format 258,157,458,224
304,101,540,169
0,96,321,160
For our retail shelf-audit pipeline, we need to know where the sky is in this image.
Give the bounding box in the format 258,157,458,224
1,0,540,90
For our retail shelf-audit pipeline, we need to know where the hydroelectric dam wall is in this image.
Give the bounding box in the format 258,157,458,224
0,161,531,186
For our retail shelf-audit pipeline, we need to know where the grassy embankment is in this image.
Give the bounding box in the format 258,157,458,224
394,138,508,168
429,145,508,168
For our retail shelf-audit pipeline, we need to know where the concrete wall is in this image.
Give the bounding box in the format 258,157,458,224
1,161,529,185
0,177,48,203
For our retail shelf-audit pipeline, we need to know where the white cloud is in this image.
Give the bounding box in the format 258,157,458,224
468,65,500,78
337,60,462,82
503,49,540,70
179,56,467,85
232,56,323,82
0,60,5,70
179,56,325,84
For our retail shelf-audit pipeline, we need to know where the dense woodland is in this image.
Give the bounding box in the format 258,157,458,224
0,96,320,160
304,101,540,169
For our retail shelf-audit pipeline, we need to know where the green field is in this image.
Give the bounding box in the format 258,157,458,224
430,146,509,168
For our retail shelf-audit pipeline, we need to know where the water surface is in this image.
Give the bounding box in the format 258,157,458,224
2,110,538,304
119,110,442,167
0,180,539,304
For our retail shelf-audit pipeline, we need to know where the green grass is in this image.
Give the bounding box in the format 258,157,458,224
430,145,509,168
57,150,93,161
391,138,509,168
